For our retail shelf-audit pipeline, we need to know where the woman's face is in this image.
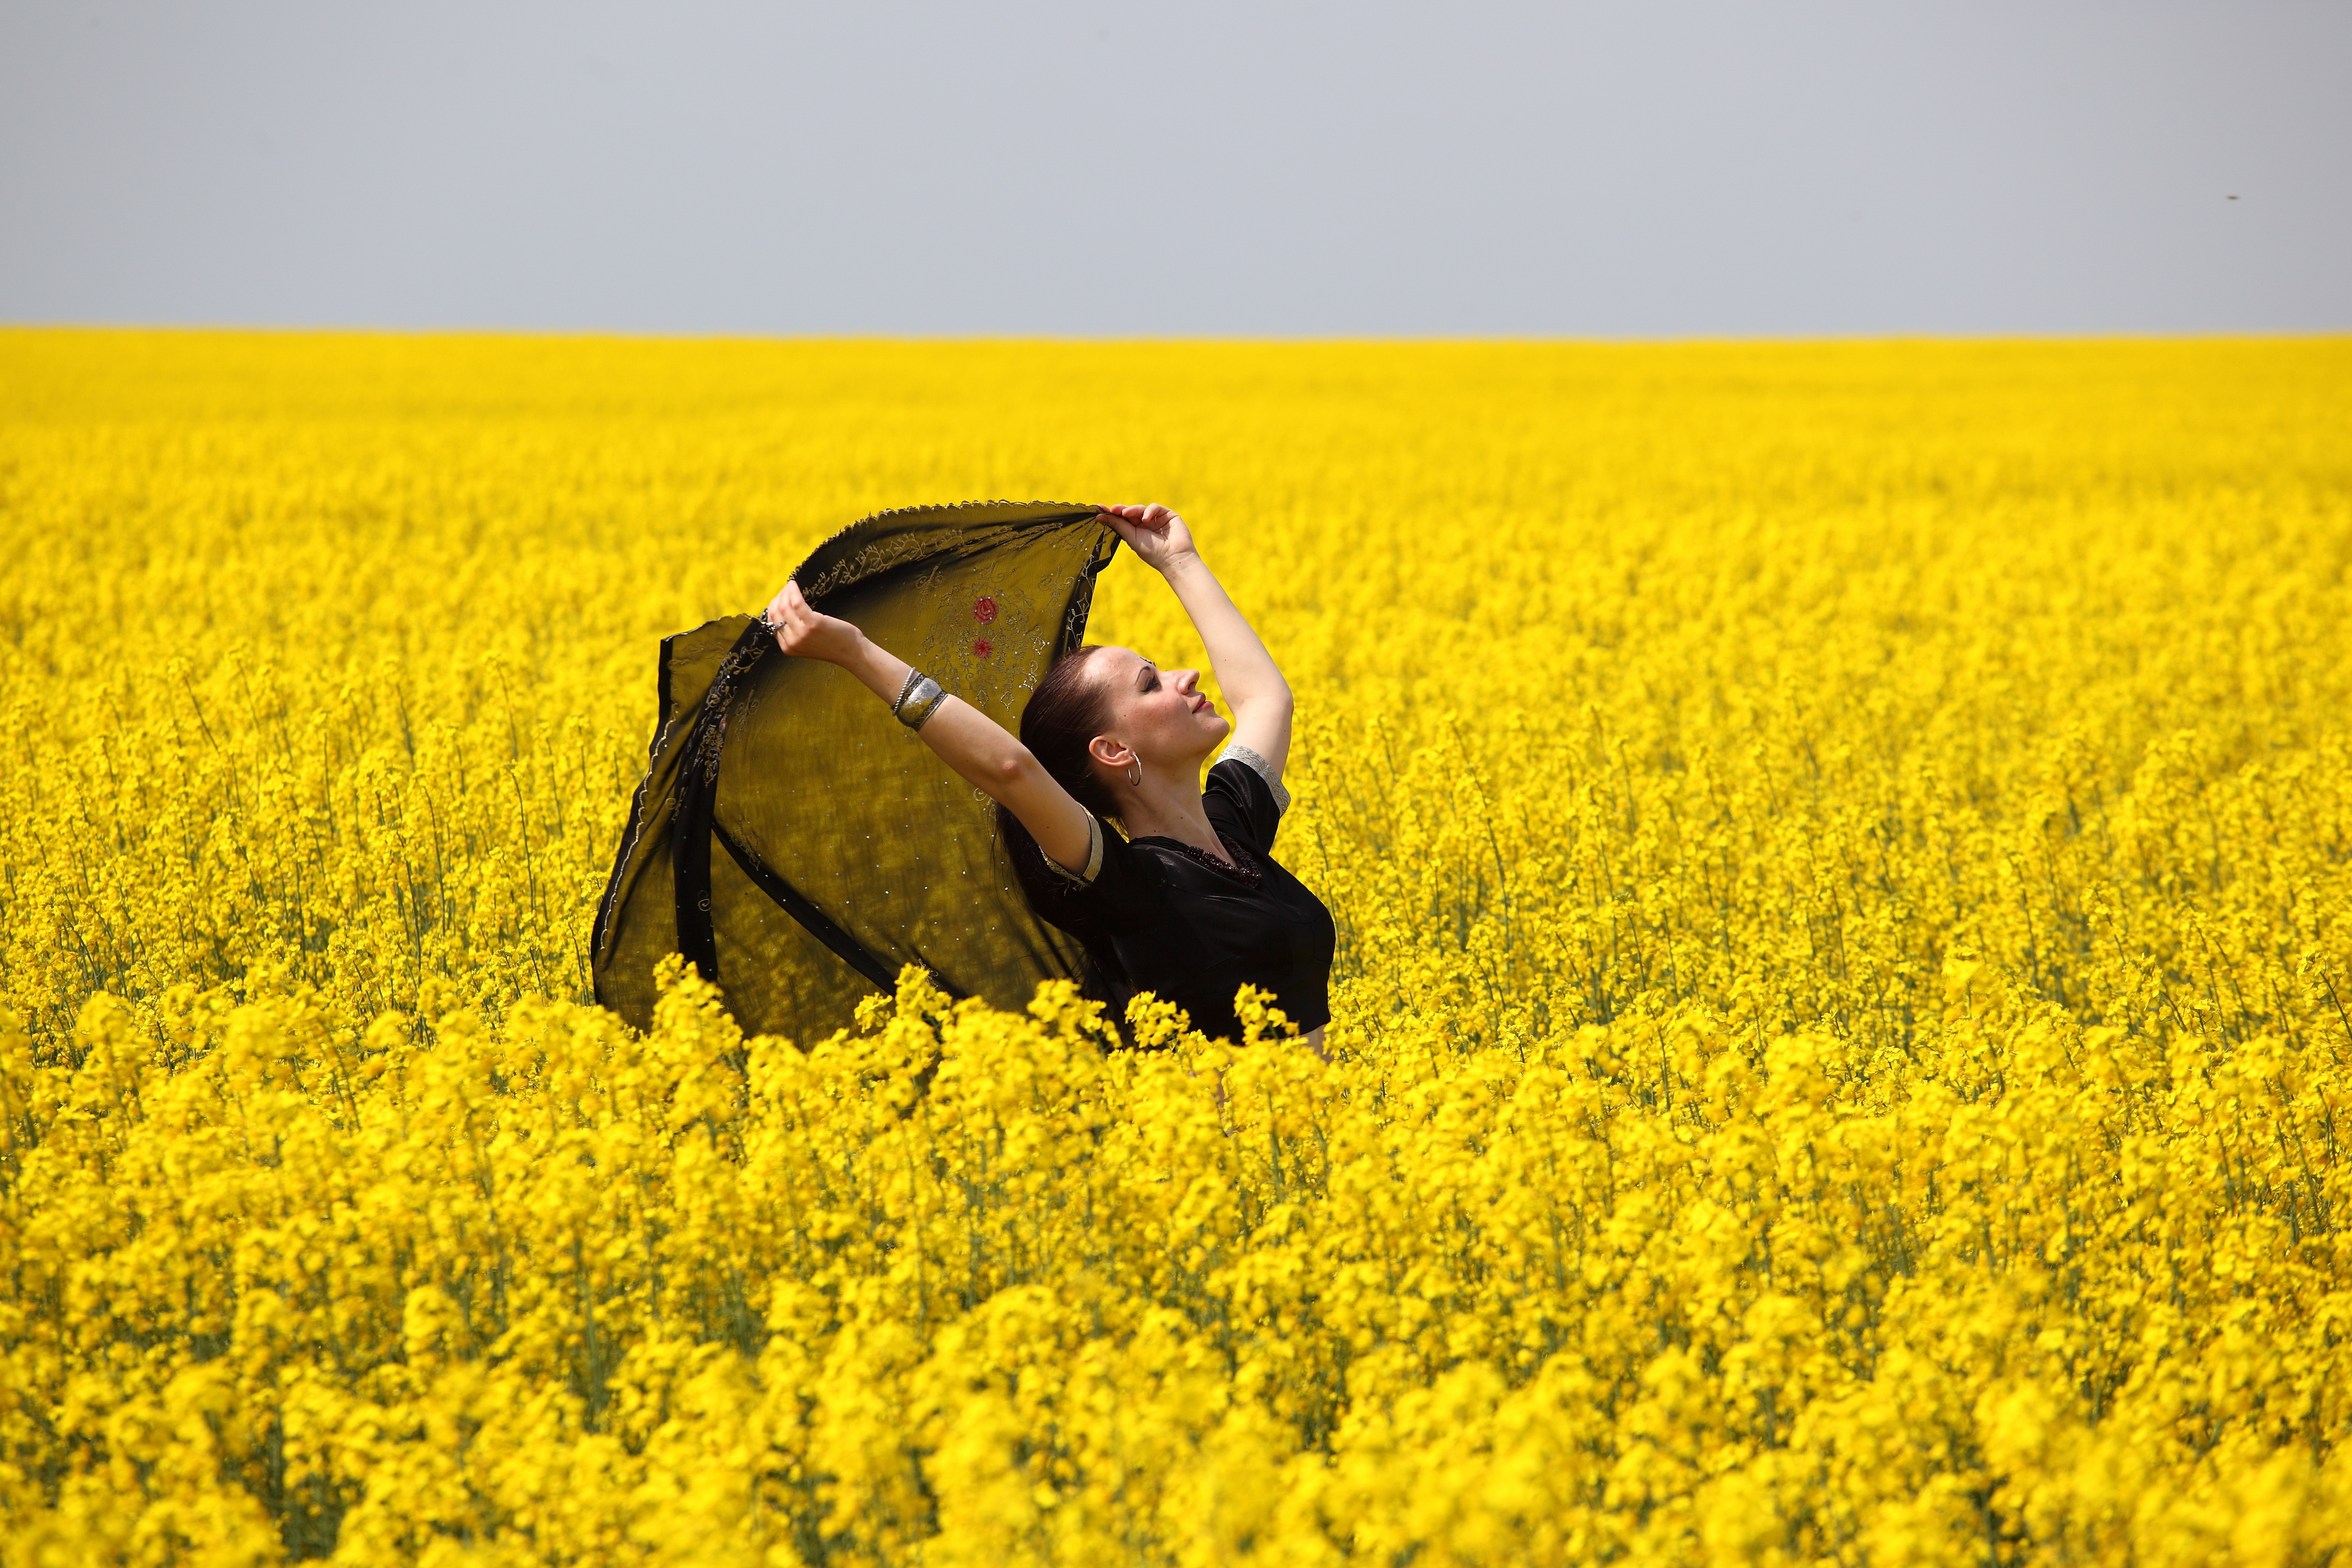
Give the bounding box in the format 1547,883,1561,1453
1090,646,1229,771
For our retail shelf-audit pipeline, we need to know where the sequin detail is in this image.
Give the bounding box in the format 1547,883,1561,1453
1217,743,1292,815
1040,813,1106,886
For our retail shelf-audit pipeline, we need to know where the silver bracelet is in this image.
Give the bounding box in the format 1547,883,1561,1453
892,669,947,730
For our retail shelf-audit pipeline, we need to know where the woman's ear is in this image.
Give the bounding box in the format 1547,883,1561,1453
1087,734,1133,771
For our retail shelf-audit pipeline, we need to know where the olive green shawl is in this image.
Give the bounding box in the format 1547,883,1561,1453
593,500,1120,1035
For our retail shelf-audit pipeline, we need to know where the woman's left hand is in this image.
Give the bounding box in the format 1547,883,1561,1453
762,579,866,664
1098,505,1198,572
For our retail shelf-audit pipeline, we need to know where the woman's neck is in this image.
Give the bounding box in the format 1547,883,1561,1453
1116,767,1226,859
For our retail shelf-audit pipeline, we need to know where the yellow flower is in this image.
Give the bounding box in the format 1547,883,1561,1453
2,330,2349,1564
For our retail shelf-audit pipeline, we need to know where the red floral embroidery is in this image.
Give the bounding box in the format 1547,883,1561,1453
973,638,994,658
973,596,997,623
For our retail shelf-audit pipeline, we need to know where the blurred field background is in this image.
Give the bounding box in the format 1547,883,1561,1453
3,331,2351,1565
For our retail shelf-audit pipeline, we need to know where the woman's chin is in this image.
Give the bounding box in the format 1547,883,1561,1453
1179,717,1231,764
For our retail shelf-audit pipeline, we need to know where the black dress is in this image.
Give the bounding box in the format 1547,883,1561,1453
1029,748,1336,1042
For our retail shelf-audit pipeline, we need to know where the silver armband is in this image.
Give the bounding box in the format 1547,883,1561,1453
892,669,947,730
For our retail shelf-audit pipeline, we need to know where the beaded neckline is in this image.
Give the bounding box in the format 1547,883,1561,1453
1134,834,1265,889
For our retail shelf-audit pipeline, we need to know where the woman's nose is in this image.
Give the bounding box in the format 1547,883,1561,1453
1173,668,1201,693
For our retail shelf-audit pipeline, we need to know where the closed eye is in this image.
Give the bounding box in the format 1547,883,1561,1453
1139,666,1159,693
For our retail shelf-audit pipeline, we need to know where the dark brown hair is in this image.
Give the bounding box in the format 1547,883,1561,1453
1010,645,1120,820
996,646,1133,1011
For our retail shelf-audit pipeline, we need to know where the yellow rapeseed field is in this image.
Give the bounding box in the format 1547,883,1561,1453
3,330,2350,1566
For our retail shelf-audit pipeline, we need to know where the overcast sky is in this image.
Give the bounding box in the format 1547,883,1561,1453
2,0,2345,337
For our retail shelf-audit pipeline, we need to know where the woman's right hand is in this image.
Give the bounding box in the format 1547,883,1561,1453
762,580,865,664
1098,504,1199,573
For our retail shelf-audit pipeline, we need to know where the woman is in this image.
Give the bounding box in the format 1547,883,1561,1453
762,504,1335,1055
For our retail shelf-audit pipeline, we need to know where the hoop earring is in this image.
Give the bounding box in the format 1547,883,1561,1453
1126,761,1142,787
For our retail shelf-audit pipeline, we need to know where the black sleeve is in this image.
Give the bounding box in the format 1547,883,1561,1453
1203,758,1283,857
1030,817,1165,936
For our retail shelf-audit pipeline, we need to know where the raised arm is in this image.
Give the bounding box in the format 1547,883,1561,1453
760,580,1097,873
1098,505,1294,776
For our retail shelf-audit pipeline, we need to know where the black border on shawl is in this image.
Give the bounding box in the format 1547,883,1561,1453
712,820,901,992
589,630,682,986
673,622,804,989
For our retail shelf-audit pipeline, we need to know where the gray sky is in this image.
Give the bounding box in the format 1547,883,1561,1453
3,1,2345,337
